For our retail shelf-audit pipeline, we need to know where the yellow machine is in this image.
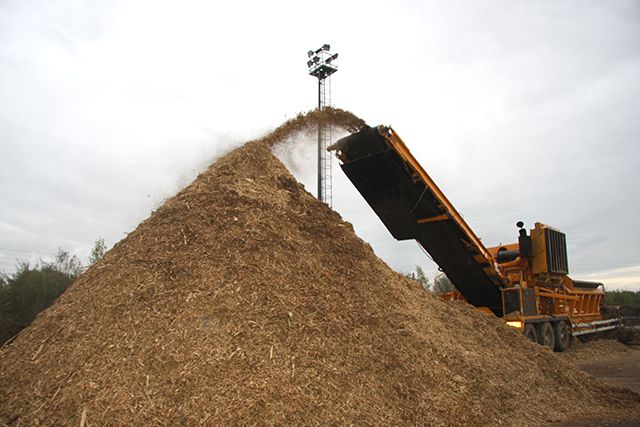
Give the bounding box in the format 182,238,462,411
329,125,619,352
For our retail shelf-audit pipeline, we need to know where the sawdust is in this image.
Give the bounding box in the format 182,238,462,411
1,109,639,425
562,339,632,362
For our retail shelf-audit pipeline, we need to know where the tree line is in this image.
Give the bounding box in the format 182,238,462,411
0,239,106,344
605,290,640,316
405,266,455,293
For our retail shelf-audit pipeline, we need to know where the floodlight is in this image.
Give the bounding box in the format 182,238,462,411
313,56,320,63
326,53,339,64
307,50,314,58
307,60,314,68
323,44,330,51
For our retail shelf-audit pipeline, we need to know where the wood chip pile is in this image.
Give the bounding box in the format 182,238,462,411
1,109,639,425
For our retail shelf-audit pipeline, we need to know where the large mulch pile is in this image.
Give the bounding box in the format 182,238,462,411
1,109,639,425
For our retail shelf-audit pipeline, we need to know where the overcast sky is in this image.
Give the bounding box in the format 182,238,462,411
1,0,638,290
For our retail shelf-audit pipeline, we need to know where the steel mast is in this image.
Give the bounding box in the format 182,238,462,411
307,44,338,206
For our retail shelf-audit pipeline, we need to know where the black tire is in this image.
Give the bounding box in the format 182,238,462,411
577,334,592,343
523,323,537,343
538,322,555,350
553,321,570,352
618,326,635,344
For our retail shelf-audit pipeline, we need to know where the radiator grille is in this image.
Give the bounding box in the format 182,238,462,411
545,228,568,274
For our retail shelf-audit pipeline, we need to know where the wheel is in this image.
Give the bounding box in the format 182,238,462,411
618,326,635,344
537,322,555,350
577,334,592,343
553,321,570,352
523,323,537,343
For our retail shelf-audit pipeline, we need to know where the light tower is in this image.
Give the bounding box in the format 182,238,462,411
307,44,338,206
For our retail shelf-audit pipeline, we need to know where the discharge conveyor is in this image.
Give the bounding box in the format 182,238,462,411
330,126,505,315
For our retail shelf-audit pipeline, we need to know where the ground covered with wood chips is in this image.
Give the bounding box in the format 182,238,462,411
1,109,639,425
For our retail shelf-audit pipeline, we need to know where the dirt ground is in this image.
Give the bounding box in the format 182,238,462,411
576,343,640,394
553,341,640,426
